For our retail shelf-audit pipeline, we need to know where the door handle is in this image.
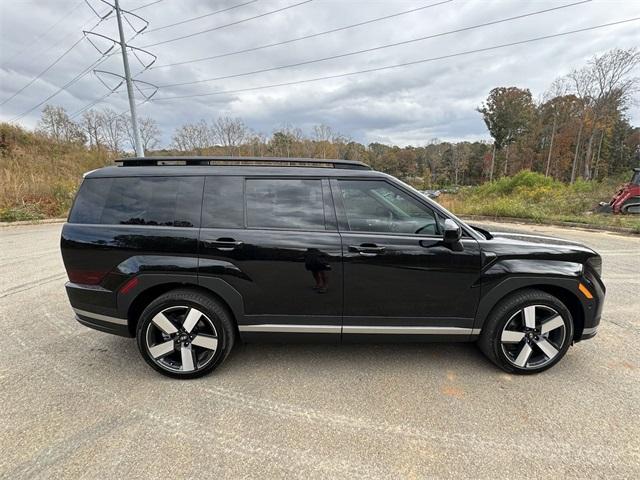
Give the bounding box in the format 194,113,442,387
209,238,244,251
349,244,386,256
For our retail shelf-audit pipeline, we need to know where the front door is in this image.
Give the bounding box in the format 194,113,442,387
332,178,482,340
198,175,343,342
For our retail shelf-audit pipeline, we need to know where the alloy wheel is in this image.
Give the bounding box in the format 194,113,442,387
145,305,219,373
500,305,566,370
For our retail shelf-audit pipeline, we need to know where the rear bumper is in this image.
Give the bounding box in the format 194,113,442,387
66,282,132,337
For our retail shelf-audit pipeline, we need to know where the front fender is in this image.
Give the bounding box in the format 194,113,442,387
474,259,587,332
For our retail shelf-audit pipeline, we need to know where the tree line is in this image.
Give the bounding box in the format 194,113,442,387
31,48,639,188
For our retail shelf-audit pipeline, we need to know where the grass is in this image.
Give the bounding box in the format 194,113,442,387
0,123,114,221
439,171,640,233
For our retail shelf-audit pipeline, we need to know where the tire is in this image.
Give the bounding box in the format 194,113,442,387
136,289,235,379
478,289,573,374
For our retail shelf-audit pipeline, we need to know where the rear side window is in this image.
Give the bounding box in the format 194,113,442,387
245,178,325,230
69,176,204,227
202,176,244,228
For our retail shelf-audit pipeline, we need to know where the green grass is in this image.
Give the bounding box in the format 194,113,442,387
439,171,640,233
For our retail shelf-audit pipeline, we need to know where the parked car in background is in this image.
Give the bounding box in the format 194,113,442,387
420,189,441,199
61,157,605,378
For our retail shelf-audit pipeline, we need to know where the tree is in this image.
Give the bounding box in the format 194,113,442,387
97,108,125,153
81,110,103,150
37,105,85,144
477,87,535,178
123,116,160,152
313,124,334,158
171,120,212,152
567,48,640,180
211,117,248,155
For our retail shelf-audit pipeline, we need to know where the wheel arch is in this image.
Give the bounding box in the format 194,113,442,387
475,278,586,341
121,275,244,337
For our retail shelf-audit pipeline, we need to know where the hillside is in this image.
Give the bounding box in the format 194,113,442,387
0,123,114,221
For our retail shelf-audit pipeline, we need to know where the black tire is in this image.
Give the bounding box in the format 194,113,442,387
136,289,235,379
478,289,573,374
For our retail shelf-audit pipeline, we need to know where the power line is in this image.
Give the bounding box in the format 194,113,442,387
11,53,112,121
71,90,115,119
151,17,640,101
1,37,86,107
0,8,110,107
130,0,164,12
2,0,85,65
152,0,591,89
145,0,260,33
150,0,452,70
139,0,315,48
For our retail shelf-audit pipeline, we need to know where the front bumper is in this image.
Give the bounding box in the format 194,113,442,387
576,269,605,342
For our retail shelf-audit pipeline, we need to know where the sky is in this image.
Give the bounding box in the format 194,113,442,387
1,0,639,148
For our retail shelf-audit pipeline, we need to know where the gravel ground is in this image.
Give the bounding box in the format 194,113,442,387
0,221,638,479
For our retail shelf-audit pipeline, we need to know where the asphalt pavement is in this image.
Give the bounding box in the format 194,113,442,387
0,221,638,479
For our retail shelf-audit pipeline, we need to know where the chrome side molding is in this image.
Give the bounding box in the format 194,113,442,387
239,324,481,335
73,308,128,326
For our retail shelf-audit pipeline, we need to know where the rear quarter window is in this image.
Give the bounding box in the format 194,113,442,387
69,176,204,227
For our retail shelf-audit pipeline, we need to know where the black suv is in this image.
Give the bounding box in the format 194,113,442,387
61,157,605,378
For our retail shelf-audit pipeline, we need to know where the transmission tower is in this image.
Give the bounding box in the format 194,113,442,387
84,0,157,157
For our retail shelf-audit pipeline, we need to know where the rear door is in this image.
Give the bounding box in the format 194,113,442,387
332,178,482,340
198,175,343,341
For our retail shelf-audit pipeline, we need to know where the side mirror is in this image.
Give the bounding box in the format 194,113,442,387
442,219,462,244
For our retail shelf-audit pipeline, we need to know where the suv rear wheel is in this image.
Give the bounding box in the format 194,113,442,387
478,289,574,374
136,289,235,379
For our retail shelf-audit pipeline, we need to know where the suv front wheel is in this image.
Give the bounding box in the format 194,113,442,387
478,289,574,374
136,289,235,379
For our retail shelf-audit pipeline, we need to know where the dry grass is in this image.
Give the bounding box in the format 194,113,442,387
0,123,114,220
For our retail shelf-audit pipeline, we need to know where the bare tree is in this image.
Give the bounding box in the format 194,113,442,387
123,116,160,152
247,131,267,157
567,48,640,179
313,124,333,158
171,120,212,152
96,108,125,153
211,117,248,154
81,110,103,149
37,105,85,144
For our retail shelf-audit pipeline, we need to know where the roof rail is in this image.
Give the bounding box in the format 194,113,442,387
115,156,371,170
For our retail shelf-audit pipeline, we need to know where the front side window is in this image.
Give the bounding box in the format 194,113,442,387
245,178,325,230
338,180,440,235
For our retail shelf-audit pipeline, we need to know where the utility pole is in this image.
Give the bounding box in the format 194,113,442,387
115,0,144,157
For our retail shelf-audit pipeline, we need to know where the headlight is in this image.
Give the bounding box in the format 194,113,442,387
586,256,602,277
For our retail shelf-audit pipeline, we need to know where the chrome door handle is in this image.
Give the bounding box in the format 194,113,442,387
209,239,244,251
349,244,386,256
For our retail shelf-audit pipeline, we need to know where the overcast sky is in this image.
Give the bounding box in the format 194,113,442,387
1,0,639,148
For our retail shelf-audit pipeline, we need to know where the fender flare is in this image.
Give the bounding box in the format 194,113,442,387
473,276,587,331
117,274,245,328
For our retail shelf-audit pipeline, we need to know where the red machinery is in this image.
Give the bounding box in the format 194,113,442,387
599,168,640,214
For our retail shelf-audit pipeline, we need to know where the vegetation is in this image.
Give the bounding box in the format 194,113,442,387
439,171,640,233
1,48,638,229
0,123,113,221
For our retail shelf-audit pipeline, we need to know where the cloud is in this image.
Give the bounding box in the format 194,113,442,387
1,0,639,147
